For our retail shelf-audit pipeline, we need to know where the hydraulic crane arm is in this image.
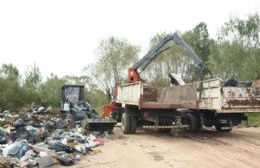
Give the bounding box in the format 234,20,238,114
128,33,205,83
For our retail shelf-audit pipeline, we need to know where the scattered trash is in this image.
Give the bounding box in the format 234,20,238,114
48,141,74,153
36,154,55,167
10,127,35,144
58,154,75,166
44,120,56,131
26,125,39,135
3,140,28,158
0,129,8,144
0,156,7,168
224,76,252,87
224,76,238,87
75,154,81,161
0,103,107,167
13,119,25,129
55,118,69,129
0,155,19,168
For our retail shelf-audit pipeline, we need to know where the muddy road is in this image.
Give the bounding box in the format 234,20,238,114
72,126,260,168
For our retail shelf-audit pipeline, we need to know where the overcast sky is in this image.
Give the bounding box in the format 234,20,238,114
0,0,259,78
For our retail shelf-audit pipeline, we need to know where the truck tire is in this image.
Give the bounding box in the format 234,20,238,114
215,124,232,132
185,113,202,132
130,115,137,134
122,113,131,134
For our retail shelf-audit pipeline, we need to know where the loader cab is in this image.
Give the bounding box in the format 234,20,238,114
60,84,85,106
60,84,92,121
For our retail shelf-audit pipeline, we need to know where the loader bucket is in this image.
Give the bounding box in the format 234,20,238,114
86,118,117,132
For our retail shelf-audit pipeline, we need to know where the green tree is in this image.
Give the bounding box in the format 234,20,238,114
22,64,42,104
209,13,260,80
40,74,66,106
183,22,211,64
92,37,139,99
24,64,42,89
208,41,247,79
0,64,19,81
0,64,23,110
219,13,260,48
63,75,92,86
84,84,110,113
242,48,260,80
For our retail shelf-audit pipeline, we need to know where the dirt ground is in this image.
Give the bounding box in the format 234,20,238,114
62,126,260,168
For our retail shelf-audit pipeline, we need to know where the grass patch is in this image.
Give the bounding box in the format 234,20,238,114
247,113,260,126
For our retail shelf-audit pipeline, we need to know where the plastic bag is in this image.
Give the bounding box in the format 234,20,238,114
58,154,74,166
48,141,74,153
3,140,28,158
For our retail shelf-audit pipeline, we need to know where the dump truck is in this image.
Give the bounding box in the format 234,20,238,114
103,33,260,134
60,84,117,132
116,78,260,133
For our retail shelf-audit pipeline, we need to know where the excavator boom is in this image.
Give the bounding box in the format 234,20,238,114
128,33,205,83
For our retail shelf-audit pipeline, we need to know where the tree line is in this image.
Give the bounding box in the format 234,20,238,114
0,13,259,112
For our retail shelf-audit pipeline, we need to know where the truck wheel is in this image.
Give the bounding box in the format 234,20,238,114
185,113,202,132
130,115,137,134
122,113,131,134
215,124,232,132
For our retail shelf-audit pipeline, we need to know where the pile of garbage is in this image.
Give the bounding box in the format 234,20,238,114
0,105,105,167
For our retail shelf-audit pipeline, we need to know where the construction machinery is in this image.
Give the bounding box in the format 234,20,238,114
102,33,260,134
60,84,117,132
127,33,205,83
102,33,205,121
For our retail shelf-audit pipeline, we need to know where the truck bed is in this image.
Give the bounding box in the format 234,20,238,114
116,78,260,113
